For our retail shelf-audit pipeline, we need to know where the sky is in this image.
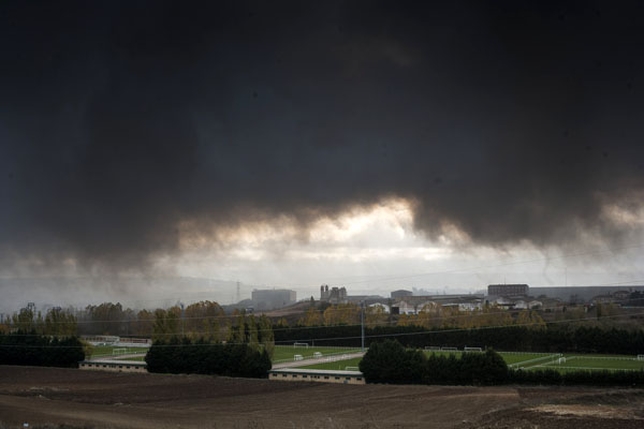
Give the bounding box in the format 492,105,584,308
1,1,644,311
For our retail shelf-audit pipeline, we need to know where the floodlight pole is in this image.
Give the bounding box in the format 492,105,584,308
180,302,185,337
361,301,365,352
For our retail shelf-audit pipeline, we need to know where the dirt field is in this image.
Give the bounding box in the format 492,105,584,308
1,366,643,429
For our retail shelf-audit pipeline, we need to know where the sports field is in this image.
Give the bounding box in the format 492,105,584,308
532,354,644,372
272,344,361,363
277,345,644,374
88,345,149,359
299,357,363,370
495,351,644,373
88,343,644,374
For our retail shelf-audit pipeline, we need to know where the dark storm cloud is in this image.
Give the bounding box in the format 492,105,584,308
1,0,643,271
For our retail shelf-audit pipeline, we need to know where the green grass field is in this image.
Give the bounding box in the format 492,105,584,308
119,356,147,362
87,343,361,363
423,350,464,359
272,345,361,363
299,357,363,371
499,352,644,372
88,345,148,359
539,355,644,372
87,342,644,374
288,348,644,374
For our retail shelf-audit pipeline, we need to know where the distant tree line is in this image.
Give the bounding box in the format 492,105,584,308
1,301,275,342
1,306,78,337
0,331,84,368
76,301,229,339
508,367,644,386
3,299,638,345
75,301,275,349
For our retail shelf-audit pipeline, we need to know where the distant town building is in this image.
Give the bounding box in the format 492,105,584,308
391,289,413,299
251,289,296,311
531,286,644,303
394,300,417,315
487,284,529,297
368,302,390,313
320,285,348,304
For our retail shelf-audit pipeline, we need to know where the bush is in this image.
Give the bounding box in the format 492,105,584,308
359,339,426,384
0,331,84,368
508,368,644,387
145,337,272,378
360,342,508,386
425,349,508,386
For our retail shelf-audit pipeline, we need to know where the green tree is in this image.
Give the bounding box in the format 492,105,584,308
134,309,155,337
359,339,426,384
258,314,275,358
515,310,546,330
365,304,389,327
43,307,77,337
12,307,38,332
323,303,360,326
152,307,181,341
184,301,225,340
299,307,323,326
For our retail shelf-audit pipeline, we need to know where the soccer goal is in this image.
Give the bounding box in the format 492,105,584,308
637,354,644,361
112,348,127,355
293,342,309,348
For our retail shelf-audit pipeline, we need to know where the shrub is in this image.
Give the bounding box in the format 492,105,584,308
145,338,272,378
0,331,84,368
359,339,426,384
425,349,508,386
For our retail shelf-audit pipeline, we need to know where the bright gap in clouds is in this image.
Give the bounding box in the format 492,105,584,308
173,199,451,282
170,198,644,298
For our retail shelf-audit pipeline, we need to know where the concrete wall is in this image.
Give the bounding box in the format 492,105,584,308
79,361,147,373
269,370,365,385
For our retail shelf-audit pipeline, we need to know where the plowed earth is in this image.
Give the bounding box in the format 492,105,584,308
1,366,644,428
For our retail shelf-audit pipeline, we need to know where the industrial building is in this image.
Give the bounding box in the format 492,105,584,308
530,286,644,303
391,289,413,299
320,285,348,304
487,284,529,297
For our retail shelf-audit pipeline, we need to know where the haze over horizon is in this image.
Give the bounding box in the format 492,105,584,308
2,1,644,312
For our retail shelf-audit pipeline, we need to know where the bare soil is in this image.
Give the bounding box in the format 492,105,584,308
1,366,643,429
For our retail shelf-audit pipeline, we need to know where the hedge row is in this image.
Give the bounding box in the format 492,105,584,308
508,368,644,386
359,340,509,385
275,324,644,355
145,337,272,378
0,331,84,368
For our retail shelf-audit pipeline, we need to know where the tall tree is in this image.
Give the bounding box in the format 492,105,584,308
152,307,181,341
258,315,275,358
43,307,77,337
299,307,323,326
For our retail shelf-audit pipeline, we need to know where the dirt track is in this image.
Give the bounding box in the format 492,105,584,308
1,366,643,429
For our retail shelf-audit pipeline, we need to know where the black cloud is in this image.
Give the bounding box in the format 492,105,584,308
1,0,643,271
